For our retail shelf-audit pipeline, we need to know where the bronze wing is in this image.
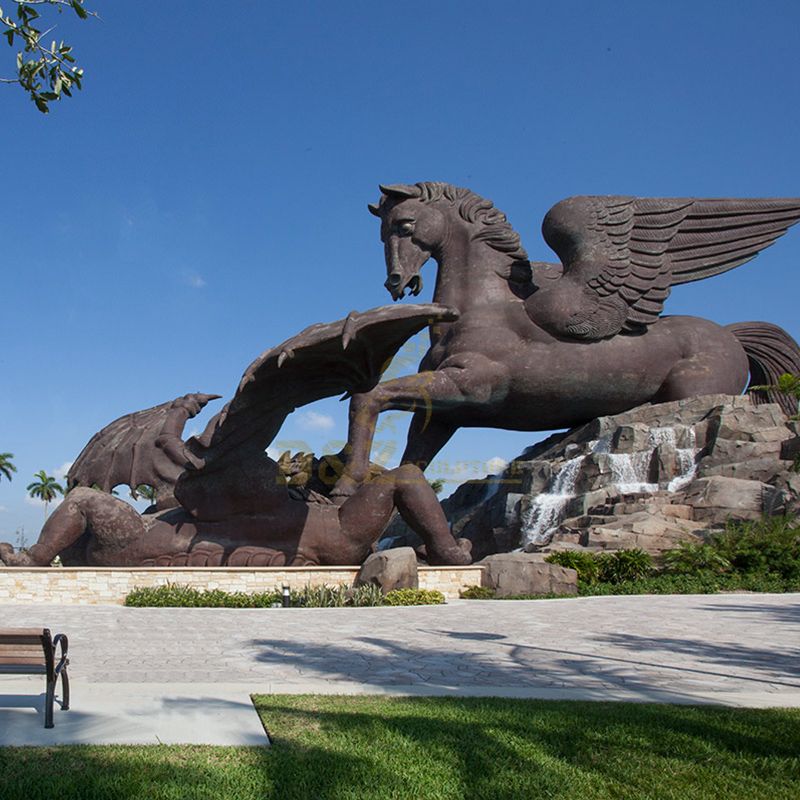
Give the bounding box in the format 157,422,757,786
534,195,800,340
66,392,221,494
186,303,459,467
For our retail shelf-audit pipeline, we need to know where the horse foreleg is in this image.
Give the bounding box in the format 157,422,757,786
334,362,506,496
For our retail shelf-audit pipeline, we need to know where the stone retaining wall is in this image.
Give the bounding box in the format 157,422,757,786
0,565,484,605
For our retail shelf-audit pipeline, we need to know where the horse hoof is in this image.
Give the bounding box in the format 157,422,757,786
456,538,473,564
0,542,12,563
330,476,361,499
0,544,35,566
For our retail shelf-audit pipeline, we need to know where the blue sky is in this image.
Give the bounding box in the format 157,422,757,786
2,1,799,543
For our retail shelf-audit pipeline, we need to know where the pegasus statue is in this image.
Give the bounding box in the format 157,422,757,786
333,183,800,496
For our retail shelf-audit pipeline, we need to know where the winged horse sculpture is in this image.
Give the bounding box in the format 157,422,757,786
333,182,800,496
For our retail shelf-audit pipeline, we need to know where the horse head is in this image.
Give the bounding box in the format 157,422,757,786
370,183,450,300
370,182,531,301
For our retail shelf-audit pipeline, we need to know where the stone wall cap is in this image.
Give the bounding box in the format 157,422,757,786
0,564,483,574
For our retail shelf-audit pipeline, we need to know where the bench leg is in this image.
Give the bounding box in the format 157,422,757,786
45,679,55,728
61,668,70,711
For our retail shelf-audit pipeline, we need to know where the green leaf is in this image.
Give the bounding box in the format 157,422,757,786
71,1,88,20
33,95,49,113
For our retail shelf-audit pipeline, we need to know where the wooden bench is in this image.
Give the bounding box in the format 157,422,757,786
0,628,70,728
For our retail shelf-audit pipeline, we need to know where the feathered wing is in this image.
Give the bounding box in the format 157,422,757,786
186,303,459,467
536,195,800,340
66,393,220,493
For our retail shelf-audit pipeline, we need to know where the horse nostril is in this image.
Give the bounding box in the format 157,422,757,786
387,273,403,287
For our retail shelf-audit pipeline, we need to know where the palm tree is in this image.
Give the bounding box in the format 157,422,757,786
750,372,800,419
26,470,64,521
428,478,445,495
0,452,16,483
131,484,157,505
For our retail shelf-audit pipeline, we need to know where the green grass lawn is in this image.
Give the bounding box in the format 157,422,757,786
1,696,799,800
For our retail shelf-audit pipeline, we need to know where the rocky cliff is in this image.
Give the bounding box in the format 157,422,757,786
381,394,800,560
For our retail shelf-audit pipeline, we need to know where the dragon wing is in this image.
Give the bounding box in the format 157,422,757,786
66,393,221,493
187,303,458,467
533,195,800,340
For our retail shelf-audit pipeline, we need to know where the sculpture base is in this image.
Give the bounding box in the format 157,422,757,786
0,565,484,605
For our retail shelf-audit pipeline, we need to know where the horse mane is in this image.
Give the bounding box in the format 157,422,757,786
378,182,532,284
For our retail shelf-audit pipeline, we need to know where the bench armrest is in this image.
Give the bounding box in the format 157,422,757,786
52,633,69,675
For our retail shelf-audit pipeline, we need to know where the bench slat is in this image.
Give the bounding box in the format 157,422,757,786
0,628,46,636
0,647,44,658
0,664,47,674
0,655,46,664
0,634,46,646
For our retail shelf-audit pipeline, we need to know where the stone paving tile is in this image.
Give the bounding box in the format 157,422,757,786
1,594,799,706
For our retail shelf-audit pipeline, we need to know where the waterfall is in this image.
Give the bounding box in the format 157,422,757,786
519,425,698,548
519,455,585,546
668,427,698,491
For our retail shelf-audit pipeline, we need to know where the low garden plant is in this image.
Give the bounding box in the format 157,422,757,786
383,588,445,605
124,582,442,608
124,584,282,608
459,585,496,599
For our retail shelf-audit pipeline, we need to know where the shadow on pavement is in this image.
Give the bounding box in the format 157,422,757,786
249,622,800,700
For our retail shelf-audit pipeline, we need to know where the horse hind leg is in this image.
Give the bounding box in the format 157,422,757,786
653,342,749,404
401,413,457,473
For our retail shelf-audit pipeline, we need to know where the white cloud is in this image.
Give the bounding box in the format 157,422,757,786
298,411,335,431
25,494,45,507
185,272,207,289
0,505,7,513
486,456,508,475
53,461,73,482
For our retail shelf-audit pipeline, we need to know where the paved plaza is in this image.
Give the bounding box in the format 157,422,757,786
1,593,799,744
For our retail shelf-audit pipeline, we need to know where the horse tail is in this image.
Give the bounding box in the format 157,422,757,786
727,321,800,416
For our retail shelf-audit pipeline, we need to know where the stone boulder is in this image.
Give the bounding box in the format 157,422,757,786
480,553,577,597
355,547,418,593
682,476,785,523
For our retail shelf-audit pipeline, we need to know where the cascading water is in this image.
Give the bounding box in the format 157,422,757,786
518,455,584,545
519,425,699,548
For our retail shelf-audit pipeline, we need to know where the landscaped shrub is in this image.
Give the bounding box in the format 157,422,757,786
546,548,653,585
294,584,349,607
459,585,496,599
124,583,281,608
349,583,385,606
124,582,445,607
578,571,800,597
596,548,654,583
662,541,732,575
711,517,800,581
383,588,445,606
545,550,600,583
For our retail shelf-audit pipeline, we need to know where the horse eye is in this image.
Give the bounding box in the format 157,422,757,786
397,222,415,235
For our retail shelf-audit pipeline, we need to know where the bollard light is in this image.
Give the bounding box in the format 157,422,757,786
282,583,291,608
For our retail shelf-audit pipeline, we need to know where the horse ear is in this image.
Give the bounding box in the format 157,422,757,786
367,202,381,217
379,183,419,199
